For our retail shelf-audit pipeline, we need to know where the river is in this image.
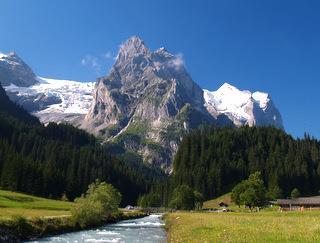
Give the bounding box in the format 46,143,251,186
30,214,166,243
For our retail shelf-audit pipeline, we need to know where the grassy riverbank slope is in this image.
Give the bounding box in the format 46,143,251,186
0,190,147,241
0,190,73,218
165,211,320,242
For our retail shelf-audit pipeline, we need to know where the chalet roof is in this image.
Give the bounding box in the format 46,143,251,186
275,196,320,206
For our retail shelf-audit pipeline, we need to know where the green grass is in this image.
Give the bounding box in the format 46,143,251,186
0,190,73,218
165,211,320,243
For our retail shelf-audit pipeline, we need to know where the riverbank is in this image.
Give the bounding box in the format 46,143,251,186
0,210,148,241
164,211,320,242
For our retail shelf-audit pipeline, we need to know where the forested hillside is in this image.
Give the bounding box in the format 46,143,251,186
172,126,320,200
141,125,320,207
0,84,164,206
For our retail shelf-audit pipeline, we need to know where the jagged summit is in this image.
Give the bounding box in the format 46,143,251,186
116,36,150,64
125,35,144,45
115,36,176,66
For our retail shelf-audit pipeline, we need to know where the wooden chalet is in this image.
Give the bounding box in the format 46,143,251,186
273,196,320,211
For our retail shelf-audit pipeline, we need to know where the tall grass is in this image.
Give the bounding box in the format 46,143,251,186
165,211,320,242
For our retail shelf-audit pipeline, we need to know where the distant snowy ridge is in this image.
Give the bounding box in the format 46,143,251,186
4,77,95,124
4,77,283,128
204,82,283,128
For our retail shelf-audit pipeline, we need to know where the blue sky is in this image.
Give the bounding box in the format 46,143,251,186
0,0,319,138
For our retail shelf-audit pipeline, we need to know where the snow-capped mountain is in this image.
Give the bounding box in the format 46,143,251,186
204,83,283,128
4,77,95,124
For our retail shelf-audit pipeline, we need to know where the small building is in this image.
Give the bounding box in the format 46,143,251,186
273,196,320,211
218,201,229,208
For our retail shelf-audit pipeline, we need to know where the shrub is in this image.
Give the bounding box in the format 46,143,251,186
10,215,32,237
71,180,121,228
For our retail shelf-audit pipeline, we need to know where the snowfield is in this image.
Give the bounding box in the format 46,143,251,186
4,77,95,115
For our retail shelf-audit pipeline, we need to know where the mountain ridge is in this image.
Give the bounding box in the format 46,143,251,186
0,38,284,169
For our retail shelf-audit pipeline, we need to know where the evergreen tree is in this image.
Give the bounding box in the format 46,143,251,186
291,188,300,198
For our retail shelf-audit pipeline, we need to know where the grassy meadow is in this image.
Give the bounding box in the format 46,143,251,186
165,211,320,243
0,189,73,218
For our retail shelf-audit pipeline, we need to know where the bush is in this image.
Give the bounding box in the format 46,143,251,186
71,180,121,228
10,215,32,237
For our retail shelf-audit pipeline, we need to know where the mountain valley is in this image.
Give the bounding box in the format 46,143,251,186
0,37,283,170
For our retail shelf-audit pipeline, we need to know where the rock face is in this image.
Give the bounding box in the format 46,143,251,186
82,36,219,169
0,52,38,87
204,83,283,128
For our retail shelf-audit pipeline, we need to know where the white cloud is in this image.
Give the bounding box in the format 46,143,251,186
81,51,115,75
168,53,184,70
103,51,112,59
81,55,101,74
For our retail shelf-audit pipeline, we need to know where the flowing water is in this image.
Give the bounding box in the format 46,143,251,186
30,214,166,243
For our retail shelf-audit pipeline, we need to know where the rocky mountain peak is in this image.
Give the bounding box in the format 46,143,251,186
116,36,150,64
0,51,38,87
83,37,216,170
